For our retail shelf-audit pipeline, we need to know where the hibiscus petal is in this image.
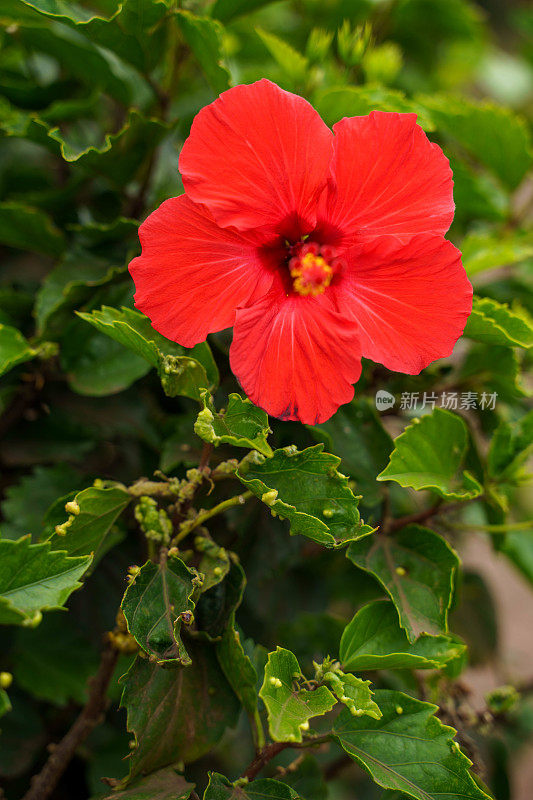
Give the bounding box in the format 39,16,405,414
129,195,276,347
230,279,362,424
332,235,472,374
319,112,454,243
179,79,333,234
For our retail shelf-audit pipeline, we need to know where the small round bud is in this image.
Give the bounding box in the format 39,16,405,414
269,677,282,688
64,500,80,516
395,566,407,576
0,672,13,689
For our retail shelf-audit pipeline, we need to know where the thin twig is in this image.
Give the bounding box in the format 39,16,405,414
242,736,330,781
22,639,119,800
173,491,253,544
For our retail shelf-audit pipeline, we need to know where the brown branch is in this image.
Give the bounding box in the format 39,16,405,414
242,737,330,781
199,441,213,471
243,742,289,780
22,638,119,800
385,498,479,534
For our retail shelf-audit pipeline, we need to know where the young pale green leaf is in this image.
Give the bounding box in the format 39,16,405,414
322,670,381,720
121,553,200,666
465,296,533,348
310,399,393,507
216,612,258,715
333,689,491,800
102,767,194,800
488,410,533,482
340,600,466,671
47,485,130,561
236,445,374,548
256,28,309,83
421,94,532,189
347,526,459,641
0,323,36,378
175,11,230,94
77,306,218,400
0,537,91,625
121,643,240,781
314,86,434,130
204,773,295,800
377,408,483,501
259,647,336,742
0,201,65,257
460,229,533,277
195,391,272,457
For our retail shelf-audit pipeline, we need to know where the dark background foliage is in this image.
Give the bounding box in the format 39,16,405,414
0,1,531,800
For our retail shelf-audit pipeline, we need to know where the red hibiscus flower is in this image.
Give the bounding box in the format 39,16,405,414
129,79,472,424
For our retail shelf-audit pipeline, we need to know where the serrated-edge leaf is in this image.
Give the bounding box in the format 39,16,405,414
340,600,466,671
259,647,336,742
195,391,273,457
346,526,459,641
0,323,36,377
334,689,491,800
0,537,91,625
377,409,483,501
121,554,199,666
465,295,533,348
237,445,374,548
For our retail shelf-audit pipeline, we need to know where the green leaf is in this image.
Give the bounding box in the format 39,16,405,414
194,560,246,641
0,201,65,256
377,408,483,501
101,767,194,800
340,600,466,671
47,486,131,561
121,643,240,781
195,391,272,457
465,296,533,348
256,28,309,83
11,21,151,107
310,399,393,507
501,529,533,587
175,11,230,94
334,689,491,800
196,535,231,592
488,410,533,481
460,230,533,277
0,537,91,625
0,323,36,378
121,554,200,666
217,612,258,715
1,465,81,542
236,445,374,548
322,670,381,720
204,773,295,800
346,526,459,641
259,647,336,742
36,250,125,337
421,94,532,189
10,0,170,72
77,306,218,400
12,612,99,705
52,110,170,183
314,86,434,131
210,0,276,23
459,343,525,401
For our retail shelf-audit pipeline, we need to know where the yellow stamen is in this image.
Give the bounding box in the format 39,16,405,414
290,253,333,296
